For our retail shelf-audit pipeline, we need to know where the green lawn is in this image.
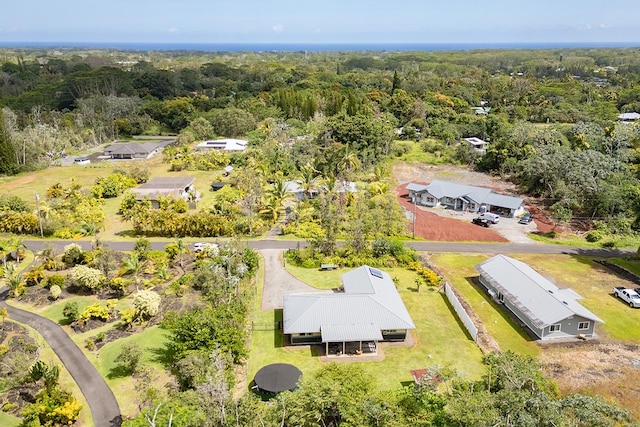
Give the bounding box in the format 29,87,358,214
0,411,21,427
92,325,171,418
430,253,640,351
247,264,485,392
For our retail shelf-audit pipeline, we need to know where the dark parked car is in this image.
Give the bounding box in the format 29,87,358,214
472,217,490,228
518,213,533,224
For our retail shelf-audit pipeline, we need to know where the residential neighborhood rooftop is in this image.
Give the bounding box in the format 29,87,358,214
474,255,604,329
283,265,415,342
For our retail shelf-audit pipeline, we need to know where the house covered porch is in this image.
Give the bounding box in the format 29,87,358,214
322,323,381,357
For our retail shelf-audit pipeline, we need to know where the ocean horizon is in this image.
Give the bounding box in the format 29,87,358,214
1,41,639,52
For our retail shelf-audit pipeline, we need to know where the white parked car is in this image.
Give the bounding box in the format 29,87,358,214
479,212,500,224
193,242,219,254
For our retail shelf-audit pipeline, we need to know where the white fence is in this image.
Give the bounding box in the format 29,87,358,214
444,282,478,342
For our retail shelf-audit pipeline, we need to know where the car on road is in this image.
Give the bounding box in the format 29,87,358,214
193,242,219,253
518,213,533,224
472,217,490,228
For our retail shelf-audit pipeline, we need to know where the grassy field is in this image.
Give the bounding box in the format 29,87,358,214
247,263,485,392
528,231,640,249
0,412,21,427
91,325,172,418
0,149,230,241
430,253,640,348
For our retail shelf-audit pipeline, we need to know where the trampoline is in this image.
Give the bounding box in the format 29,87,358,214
254,363,302,393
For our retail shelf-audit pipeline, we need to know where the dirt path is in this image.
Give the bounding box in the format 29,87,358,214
260,249,329,310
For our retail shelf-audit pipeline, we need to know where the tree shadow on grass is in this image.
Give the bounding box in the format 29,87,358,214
147,343,177,368
107,364,131,380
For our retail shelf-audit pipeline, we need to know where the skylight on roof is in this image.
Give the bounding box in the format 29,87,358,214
369,268,383,279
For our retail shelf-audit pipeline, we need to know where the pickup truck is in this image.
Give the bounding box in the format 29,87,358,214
613,286,640,307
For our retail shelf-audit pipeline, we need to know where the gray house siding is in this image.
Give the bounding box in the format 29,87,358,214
478,276,544,339
290,332,322,345
381,329,408,341
541,316,595,338
477,276,595,340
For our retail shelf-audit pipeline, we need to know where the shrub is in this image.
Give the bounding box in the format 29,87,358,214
24,267,46,287
49,285,62,300
63,243,85,266
69,265,105,291
586,230,605,243
114,342,143,375
601,240,616,248
132,290,161,319
62,302,79,322
46,274,65,289
120,308,136,326
79,303,110,322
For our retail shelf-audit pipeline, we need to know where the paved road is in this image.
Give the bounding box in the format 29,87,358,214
0,288,121,427
24,239,636,258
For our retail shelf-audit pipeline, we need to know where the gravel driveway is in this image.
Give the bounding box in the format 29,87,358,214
260,249,329,310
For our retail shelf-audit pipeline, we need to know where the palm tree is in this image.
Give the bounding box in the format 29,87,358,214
121,252,144,291
175,238,187,270
298,163,320,199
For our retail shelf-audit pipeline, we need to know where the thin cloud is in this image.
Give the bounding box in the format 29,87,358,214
272,24,284,33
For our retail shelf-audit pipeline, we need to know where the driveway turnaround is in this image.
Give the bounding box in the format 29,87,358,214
0,289,122,427
260,249,329,310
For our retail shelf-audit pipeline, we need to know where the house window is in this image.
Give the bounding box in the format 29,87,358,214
497,293,505,303
578,321,590,330
549,324,561,332
426,197,435,203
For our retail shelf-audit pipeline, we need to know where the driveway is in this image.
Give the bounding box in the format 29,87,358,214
0,287,121,427
260,249,329,309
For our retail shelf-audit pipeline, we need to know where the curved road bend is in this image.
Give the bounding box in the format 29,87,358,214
25,239,636,258
0,288,121,427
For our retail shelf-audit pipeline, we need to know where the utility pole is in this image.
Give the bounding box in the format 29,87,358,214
34,192,43,238
412,194,417,239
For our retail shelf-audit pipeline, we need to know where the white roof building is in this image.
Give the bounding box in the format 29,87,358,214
196,138,248,151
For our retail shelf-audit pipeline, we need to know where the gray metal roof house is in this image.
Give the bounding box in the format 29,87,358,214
131,176,196,208
103,142,162,159
283,265,415,355
407,180,524,218
475,255,603,340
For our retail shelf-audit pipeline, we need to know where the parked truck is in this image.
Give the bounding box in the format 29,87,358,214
613,286,640,308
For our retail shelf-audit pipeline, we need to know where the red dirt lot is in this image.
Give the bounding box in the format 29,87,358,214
396,182,508,242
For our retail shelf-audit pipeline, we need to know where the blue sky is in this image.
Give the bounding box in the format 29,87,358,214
1,0,639,44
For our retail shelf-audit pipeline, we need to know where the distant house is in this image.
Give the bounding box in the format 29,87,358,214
103,142,162,159
463,137,490,153
406,180,524,218
131,176,197,208
196,138,248,152
618,112,640,122
475,255,603,340
73,156,91,165
471,106,491,115
283,265,416,354
284,180,356,201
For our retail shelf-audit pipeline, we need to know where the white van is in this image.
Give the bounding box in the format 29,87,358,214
480,212,500,224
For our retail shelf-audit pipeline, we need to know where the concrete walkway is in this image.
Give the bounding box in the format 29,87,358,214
260,249,329,310
0,288,121,427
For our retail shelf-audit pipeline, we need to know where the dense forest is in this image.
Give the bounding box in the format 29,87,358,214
1,47,640,238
